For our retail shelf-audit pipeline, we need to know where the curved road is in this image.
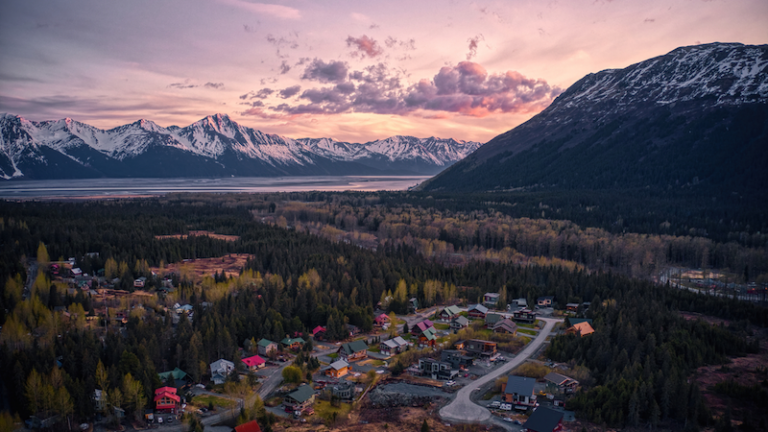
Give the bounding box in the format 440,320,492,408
439,317,562,425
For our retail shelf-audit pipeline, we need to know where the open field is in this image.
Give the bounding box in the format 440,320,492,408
190,395,237,409
155,230,240,242
151,253,253,281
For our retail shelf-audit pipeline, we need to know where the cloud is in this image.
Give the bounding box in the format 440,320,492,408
279,60,291,74
248,60,561,119
279,85,301,99
644,18,655,23
168,82,197,89
466,34,484,60
204,82,224,89
243,24,258,33
168,80,224,90
346,35,383,58
301,59,349,83
217,0,301,20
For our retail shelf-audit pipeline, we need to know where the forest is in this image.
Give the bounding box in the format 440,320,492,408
0,195,766,431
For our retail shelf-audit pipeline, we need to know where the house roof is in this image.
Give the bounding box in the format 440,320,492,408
281,337,305,345
544,372,571,386
570,322,595,336
420,328,437,341
468,304,488,314
493,319,518,333
485,313,503,325
287,384,315,403
484,293,500,299
242,355,266,368
312,326,326,336
257,338,275,347
330,360,349,371
375,313,390,322
522,407,564,432
441,305,462,316
153,387,180,403
392,336,407,346
566,318,593,327
452,315,469,326
505,375,536,396
210,359,234,371
234,420,262,432
158,367,188,381
340,340,368,355
414,320,434,332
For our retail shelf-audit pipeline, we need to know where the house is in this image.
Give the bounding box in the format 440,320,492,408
418,357,457,380
565,317,593,328
412,319,435,335
94,389,106,412
379,336,408,356
454,340,466,350
281,337,305,350
347,324,361,336
331,381,356,400
484,312,503,328
311,326,326,340
522,407,564,432
325,360,350,378
284,384,315,410
566,303,580,312
483,292,500,308
158,368,190,387
242,355,266,370
467,304,489,319
465,339,497,359
408,297,419,313
543,372,579,393
210,359,235,385
417,327,437,348
536,296,554,307
493,319,518,335
154,387,180,413
133,277,147,288
338,340,368,362
234,420,262,432
566,322,595,337
512,309,537,323
437,305,462,321
502,375,537,408
374,313,390,326
450,315,469,331
441,350,475,369
512,298,528,308
257,338,278,356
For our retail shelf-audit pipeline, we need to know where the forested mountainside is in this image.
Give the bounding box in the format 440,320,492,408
420,43,768,198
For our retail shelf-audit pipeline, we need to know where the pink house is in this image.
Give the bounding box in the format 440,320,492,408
411,319,434,335
374,314,390,326
312,326,327,340
242,355,266,370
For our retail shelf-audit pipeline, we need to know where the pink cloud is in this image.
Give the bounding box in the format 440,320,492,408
346,35,383,58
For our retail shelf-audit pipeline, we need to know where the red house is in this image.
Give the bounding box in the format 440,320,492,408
312,326,327,340
242,355,266,370
154,387,180,413
234,420,262,432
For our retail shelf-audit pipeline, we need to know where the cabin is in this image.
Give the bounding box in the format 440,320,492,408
158,368,190,388
465,339,497,358
511,298,528,308
522,407,564,432
210,359,235,385
418,327,437,348
284,384,315,410
467,304,488,319
242,355,266,371
502,375,537,408
373,313,390,327
483,292,500,308
154,387,180,413
257,338,278,356
325,360,350,378
566,322,595,337
493,319,518,335
408,297,419,313
281,337,305,351
331,381,356,400
338,340,368,362
94,389,106,412
450,315,469,331
565,317,593,328
536,296,554,307
544,372,579,394
437,305,462,321
512,309,537,323
411,319,435,335
441,350,475,369
379,336,408,356
566,303,580,312
311,326,326,340
418,358,457,380
485,312,503,328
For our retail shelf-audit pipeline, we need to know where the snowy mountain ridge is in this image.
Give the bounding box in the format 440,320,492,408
0,113,482,179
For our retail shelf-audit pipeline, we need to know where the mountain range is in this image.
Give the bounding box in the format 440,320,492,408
419,42,768,196
0,113,482,179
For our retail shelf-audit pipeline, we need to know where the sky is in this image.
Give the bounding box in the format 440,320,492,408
1,0,766,144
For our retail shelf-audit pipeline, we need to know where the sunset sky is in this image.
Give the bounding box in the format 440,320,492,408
1,0,766,143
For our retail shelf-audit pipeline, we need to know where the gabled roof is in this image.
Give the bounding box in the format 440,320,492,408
281,337,305,345
522,407,564,432
485,313,503,325
330,360,349,371
566,318,593,327
544,372,571,386
257,338,276,347
374,313,390,322
570,322,595,336
414,320,434,332
340,340,368,355
312,326,326,336
441,305,462,316
158,367,188,381
234,420,262,432
468,304,488,314
452,315,469,326
505,375,536,396
420,328,437,341
153,387,180,402
210,359,234,371
392,336,407,346
287,384,315,403
493,319,518,333
242,355,266,368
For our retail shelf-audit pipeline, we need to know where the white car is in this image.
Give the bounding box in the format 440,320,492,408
445,380,456,386
489,401,501,408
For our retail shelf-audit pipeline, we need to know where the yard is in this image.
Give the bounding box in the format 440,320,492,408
190,394,237,410
433,323,450,330
314,400,353,424
518,328,538,336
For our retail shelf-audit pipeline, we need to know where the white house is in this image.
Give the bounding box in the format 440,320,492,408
210,359,235,385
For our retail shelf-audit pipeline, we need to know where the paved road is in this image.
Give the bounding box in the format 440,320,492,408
438,317,562,426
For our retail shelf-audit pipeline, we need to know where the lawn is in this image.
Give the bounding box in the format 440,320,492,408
328,353,339,359
190,394,237,409
434,323,450,330
367,345,381,353
518,329,538,336
314,400,352,424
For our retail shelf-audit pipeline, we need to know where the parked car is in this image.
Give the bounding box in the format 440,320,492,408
445,380,456,386
489,401,501,408
500,403,512,411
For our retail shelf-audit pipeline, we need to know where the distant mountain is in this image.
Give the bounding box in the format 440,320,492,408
0,113,482,179
419,43,768,195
